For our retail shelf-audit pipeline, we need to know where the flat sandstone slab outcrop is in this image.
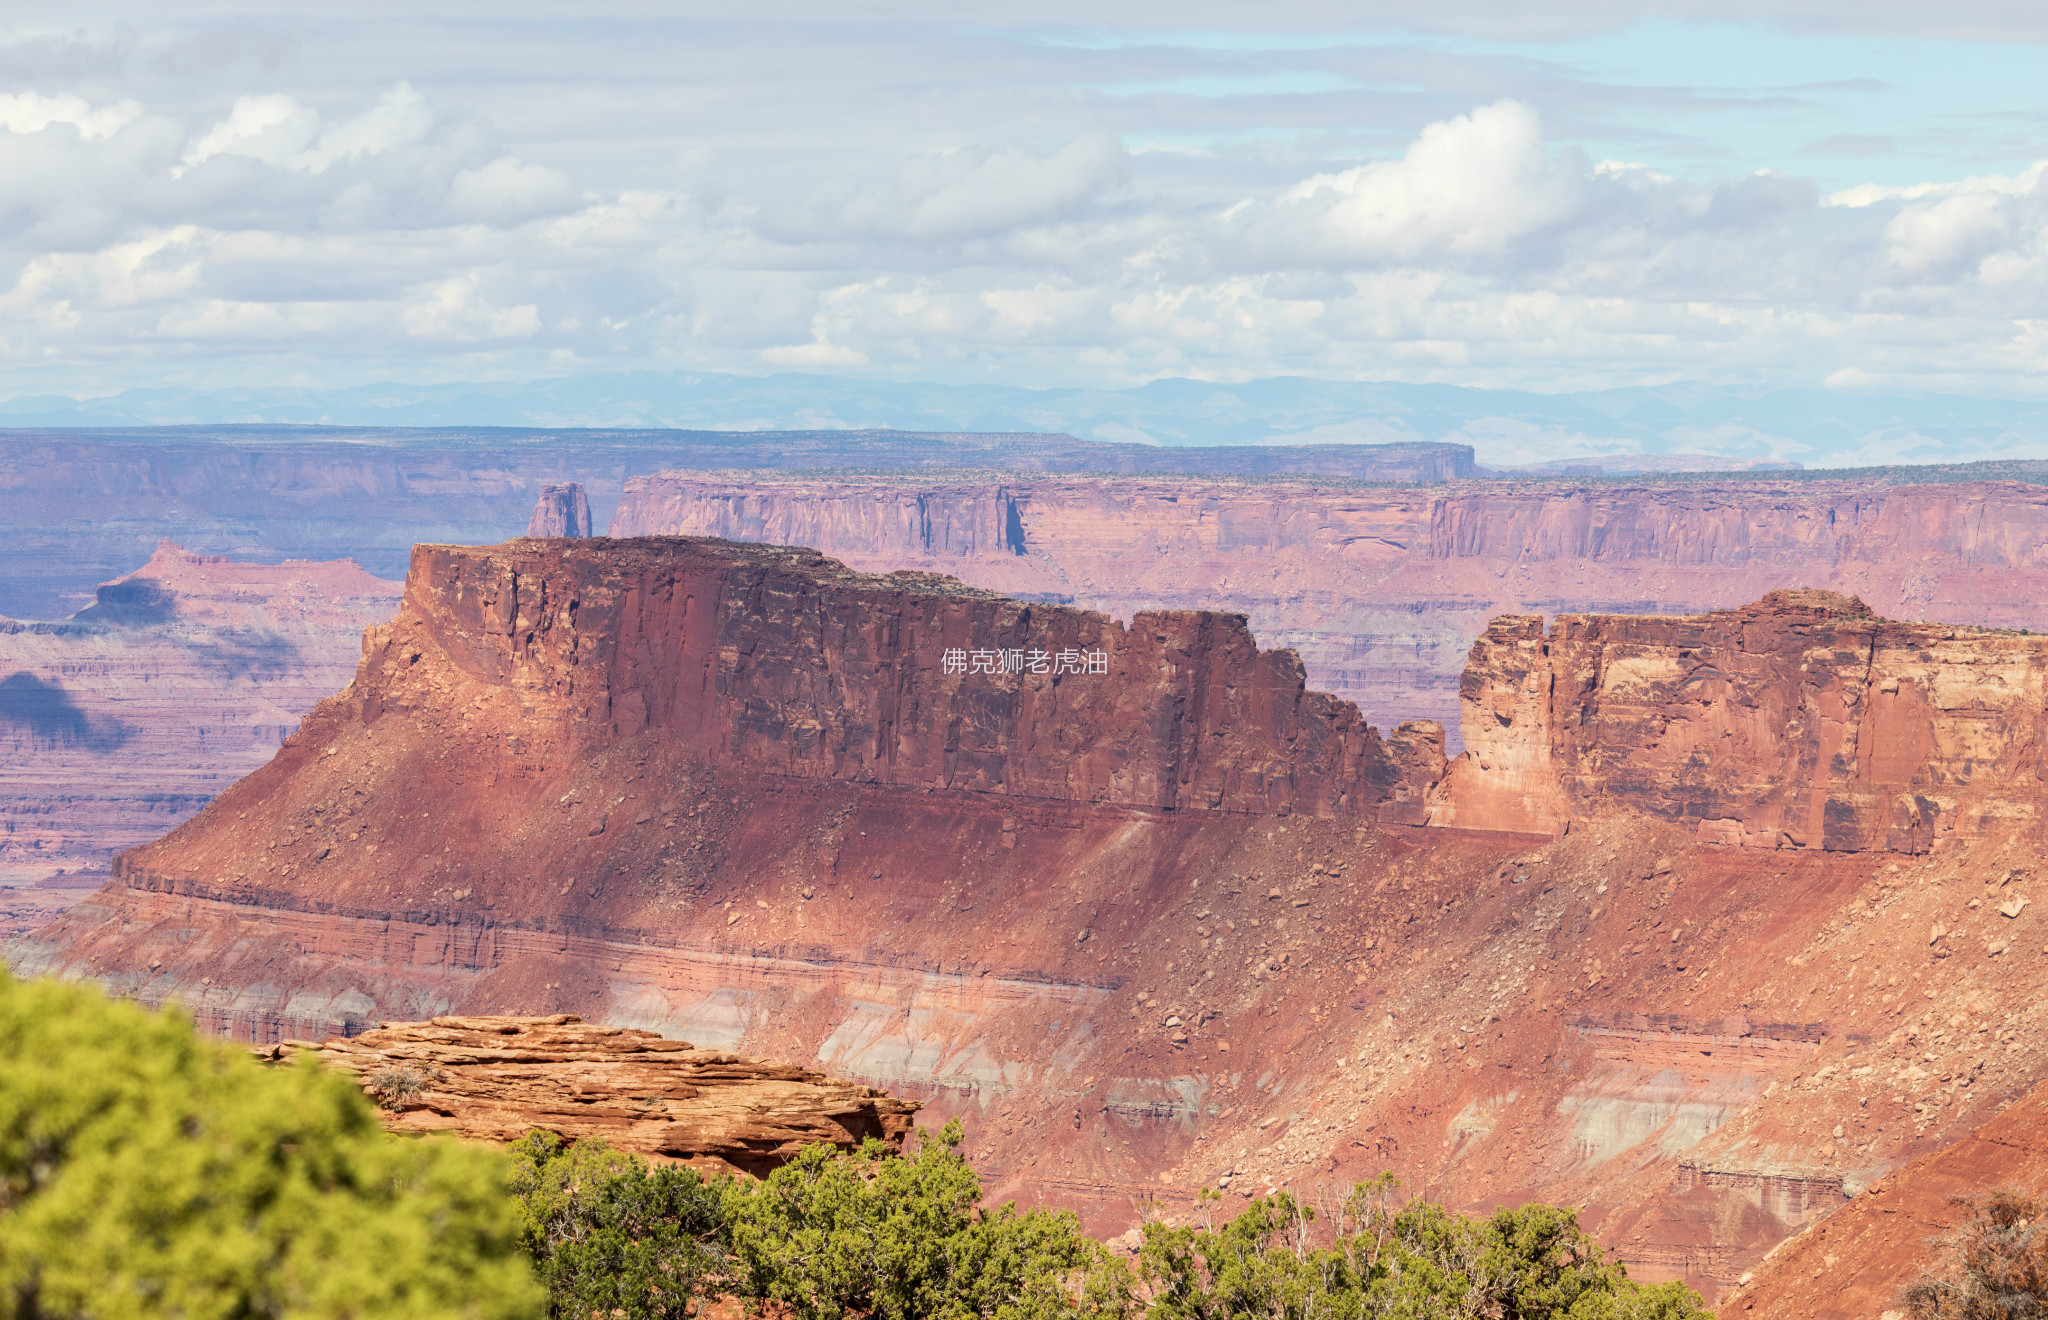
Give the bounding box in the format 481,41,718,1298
304,1014,919,1172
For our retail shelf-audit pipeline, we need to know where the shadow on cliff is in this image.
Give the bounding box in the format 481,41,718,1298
0,672,131,751
66,574,305,682
177,631,303,683
72,577,177,625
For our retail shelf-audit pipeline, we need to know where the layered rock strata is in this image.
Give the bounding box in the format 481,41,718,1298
370,537,1406,815
0,541,401,875
13,538,2048,1304
0,428,1469,619
304,1013,917,1173
611,472,2048,737
1428,589,2048,852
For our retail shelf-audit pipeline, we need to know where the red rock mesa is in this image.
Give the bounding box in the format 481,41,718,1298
1427,589,2048,852
11,537,2047,1309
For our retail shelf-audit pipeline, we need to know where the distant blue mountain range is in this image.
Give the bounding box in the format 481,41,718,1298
4,372,2045,469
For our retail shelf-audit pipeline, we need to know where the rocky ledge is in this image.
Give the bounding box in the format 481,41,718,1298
289,1014,919,1172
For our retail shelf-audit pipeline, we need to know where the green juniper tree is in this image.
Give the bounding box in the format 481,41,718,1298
511,1119,1131,1320
1139,1176,1710,1320
509,1131,729,1320
0,969,542,1320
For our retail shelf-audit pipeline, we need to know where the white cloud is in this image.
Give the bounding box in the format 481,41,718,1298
900,134,1127,240
298,83,433,170
1269,101,1583,262
401,275,542,340
5,226,205,311
179,84,431,175
180,94,320,171
0,92,140,142
448,156,579,221
797,134,1129,244
1885,191,2009,271
0,19,2043,407
1829,162,2047,209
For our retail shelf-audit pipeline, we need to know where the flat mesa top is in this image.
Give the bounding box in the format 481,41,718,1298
423,534,1035,604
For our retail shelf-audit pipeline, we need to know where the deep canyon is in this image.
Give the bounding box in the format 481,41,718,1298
8,531,2045,1318
8,432,2048,1317
0,542,400,887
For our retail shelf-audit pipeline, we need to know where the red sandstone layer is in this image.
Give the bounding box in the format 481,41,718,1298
609,472,2048,741
375,537,1406,815
1428,589,2048,853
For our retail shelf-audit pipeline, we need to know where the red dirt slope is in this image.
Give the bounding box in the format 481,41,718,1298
1721,1077,2048,1318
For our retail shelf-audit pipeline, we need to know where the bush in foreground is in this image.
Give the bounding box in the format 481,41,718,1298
1902,1190,2048,1320
0,971,1715,1320
1139,1177,1710,1320
0,969,543,1320
516,1133,1711,1320
513,1120,1130,1320
511,1131,729,1320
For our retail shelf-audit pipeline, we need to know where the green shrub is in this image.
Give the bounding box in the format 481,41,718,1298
1139,1175,1711,1320
723,1119,1130,1320
512,1119,1130,1320
0,969,543,1320
509,1131,728,1320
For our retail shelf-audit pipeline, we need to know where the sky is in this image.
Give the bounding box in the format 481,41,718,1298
0,0,2044,410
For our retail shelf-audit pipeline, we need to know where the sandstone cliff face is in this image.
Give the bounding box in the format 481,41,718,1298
611,473,2048,740
15,537,2048,1306
0,429,1468,620
1429,589,2048,853
0,541,401,877
304,1014,917,1173
384,537,1402,816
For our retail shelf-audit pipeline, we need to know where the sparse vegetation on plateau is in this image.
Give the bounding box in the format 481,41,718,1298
366,1060,444,1109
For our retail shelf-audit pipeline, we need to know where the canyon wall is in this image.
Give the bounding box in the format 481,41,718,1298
1430,589,2048,853
611,473,2048,740
384,537,1406,815
0,541,401,878
1724,1072,2048,1319
0,428,1467,619
14,537,2048,1304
